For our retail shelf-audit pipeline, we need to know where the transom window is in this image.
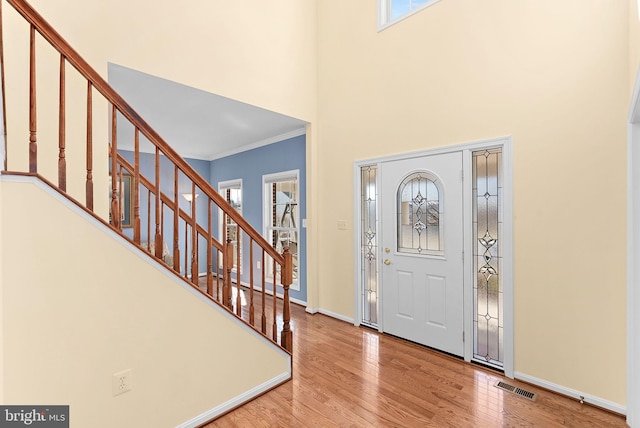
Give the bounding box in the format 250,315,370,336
378,0,441,30
397,171,443,255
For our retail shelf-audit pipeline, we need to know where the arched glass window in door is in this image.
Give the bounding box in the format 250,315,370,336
397,172,443,255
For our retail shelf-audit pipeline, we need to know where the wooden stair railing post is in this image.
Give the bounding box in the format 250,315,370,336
249,240,254,326
207,200,213,295
133,129,140,243
183,220,188,277
110,105,120,228
216,249,222,300
281,247,293,353
235,228,242,316
222,212,228,305
272,259,277,342
190,185,198,284
224,237,234,309
28,24,36,172
147,188,151,247
261,250,266,333
85,81,93,210
154,147,162,260
172,165,180,272
57,54,66,190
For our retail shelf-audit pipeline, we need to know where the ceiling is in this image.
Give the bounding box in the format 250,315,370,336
108,63,307,160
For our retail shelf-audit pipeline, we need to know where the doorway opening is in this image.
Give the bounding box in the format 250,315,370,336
354,138,513,375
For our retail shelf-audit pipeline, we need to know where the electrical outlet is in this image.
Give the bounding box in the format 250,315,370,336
112,369,133,396
256,260,261,269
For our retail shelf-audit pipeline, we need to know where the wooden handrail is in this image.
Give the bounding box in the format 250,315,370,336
4,0,283,264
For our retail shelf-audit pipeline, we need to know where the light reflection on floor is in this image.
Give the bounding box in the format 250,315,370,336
360,329,380,415
471,369,506,425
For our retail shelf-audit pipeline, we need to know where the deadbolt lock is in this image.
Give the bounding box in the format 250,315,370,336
384,259,391,265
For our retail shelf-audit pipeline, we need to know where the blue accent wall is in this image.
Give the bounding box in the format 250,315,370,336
210,134,307,303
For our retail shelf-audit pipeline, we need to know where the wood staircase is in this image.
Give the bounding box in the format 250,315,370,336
0,0,293,353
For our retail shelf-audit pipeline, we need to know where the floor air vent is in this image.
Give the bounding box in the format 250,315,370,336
495,381,537,401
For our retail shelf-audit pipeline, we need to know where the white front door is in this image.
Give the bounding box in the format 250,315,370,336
380,151,464,356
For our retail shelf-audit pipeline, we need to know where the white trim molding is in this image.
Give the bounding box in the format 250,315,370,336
314,308,355,324
626,63,640,427
304,306,355,324
176,372,292,428
208,128,306,161
378,0,442,32
515,372,626,416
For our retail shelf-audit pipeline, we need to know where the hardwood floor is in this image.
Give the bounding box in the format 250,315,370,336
205,303,627,427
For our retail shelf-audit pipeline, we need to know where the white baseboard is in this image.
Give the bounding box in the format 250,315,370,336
514,372,626,416
177,371,291,428
304,307,354,324
289,296,307,307
314,308,354,324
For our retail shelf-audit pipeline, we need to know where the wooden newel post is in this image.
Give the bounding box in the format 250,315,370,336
224,238,234,309
281,247,293,353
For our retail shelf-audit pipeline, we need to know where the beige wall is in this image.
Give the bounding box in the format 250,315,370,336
0,179,290,427
315,0,628,405
102,0,318,123
3,0,317,121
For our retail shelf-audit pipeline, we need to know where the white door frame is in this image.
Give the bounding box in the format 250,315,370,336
626,66,640,427
353,136,514,378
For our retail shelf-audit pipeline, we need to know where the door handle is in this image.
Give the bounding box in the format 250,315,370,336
384,259,391,265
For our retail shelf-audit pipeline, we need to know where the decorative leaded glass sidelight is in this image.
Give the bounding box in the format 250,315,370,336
361,166,379,326
473,148,503,368
397,172,442,255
